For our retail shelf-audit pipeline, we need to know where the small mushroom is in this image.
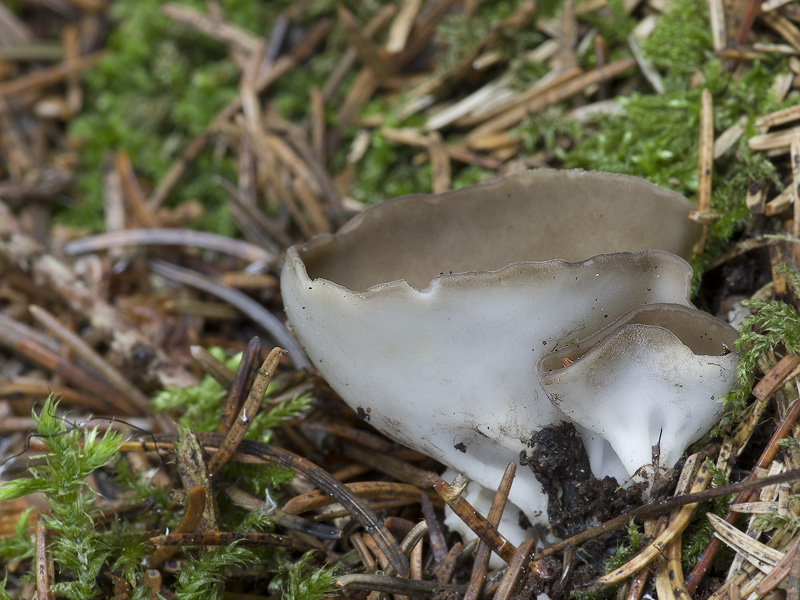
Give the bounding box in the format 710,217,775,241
280,169,738,529
537,303,737,478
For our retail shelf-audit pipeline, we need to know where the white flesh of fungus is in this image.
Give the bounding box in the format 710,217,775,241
280,169,739,535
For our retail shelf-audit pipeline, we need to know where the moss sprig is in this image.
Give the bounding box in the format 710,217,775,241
0,574,11,600
719,297,800,427
603,519,642,572
150,347,236,432
0,397,126,599
267,551,338,600
0,507,35,564
171,543,258,600
150,347,315,443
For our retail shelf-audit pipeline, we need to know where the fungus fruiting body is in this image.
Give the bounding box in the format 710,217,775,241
537,303,738,477
280,169,738,532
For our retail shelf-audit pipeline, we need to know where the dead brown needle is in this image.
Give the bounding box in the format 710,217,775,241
284,481,430,514
207,347,285,476
434,475,517,564
148,531,310,552
687,376,800,593
218,336,261,434
465,462,517,600
36,514,54,600
493,538,537,600
147,485,206,568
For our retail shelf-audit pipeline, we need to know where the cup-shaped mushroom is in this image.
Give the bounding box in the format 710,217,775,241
537,304,738,478
280,169,728,525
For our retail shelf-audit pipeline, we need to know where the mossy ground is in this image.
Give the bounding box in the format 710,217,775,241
3,0,800,597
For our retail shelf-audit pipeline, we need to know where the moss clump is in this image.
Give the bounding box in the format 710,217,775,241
0,387,333,596
0,508,35,565
553,0,786,286
603,519,643,572
0,397,126,600
638,0,713,89
267,551,339,600
67,0,282,233
580,0,637,54
721,297,800,419
150,347,313,444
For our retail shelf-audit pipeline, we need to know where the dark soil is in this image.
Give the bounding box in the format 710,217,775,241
520,422,676,597
698,247,773,317
523,422,648,539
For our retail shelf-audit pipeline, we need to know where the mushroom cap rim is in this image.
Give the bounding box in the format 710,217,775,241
535,308,738,383
286,245,694,297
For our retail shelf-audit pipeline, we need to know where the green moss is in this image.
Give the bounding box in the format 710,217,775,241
150,345,312,499
246,393,314,443
150,347,314,445
579,0,637,52
639,0,713,90
716,272,800,428
555,0,788,289
496,0,784,297
233,462,296,500
171,543,258,600
267,552,338,600
0,388,329,594
571,519,643,600
0,397,126,599
0,508,35,563
346,129,432,205
150,347,234,432
603,519,642,572
453,165,494,189
65,0,283,232
563,90,703,192
435,14,489,75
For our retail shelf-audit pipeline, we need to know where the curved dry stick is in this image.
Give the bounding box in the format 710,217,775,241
190,432,409,577
149,260,310,369
64,228,275,264
284,481,430,514
148,485,206,567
